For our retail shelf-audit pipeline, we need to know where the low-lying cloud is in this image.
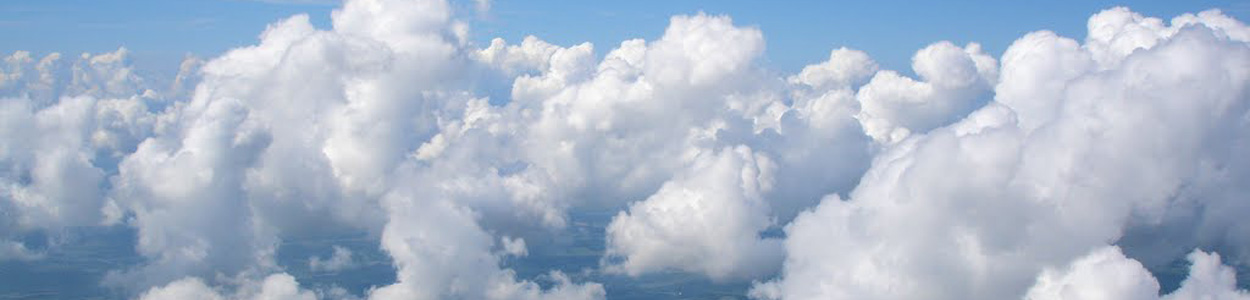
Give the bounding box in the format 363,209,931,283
2,1,1249,299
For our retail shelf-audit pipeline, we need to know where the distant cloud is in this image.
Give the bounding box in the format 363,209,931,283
474,0,490,13
308,246,356,272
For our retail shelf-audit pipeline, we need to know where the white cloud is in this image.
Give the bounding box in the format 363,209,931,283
605,146,783,281
308,245,356,272
368,185,605,300
790,47,878,90
854,41,997,144
501,236,528,257
753,7,1250,300
1025,246,1162,300
139,277,224,300
1164,250,1250,300
246,273,319,300
1,96,107,230
645,13,764,87
1025,246,1250,300
2,1,1249,299
993,30,1093,130
139,273,317,300
0,91,156,262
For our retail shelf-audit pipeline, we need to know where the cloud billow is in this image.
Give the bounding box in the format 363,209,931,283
1,1,1249,299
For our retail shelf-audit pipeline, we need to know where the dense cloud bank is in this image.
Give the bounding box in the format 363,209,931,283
2,0,1250,299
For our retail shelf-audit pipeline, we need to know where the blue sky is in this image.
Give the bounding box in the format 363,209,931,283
2,0,1247,75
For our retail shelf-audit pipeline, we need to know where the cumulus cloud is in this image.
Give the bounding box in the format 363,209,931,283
1024,246,1163,300
2,1,1250,300
138,277,223,300
369,183,605,299
753,7,1250,300
1164,250,1250,300
1025,246,1250,300
605,146,783,281
790,47,877,90
501,236,528,257
139,273,317,300
854,41,998,143
0,59,158,259
645,13,764,86
90,0,604,296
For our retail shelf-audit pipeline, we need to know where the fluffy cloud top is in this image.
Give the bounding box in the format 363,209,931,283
2,1,1249,300
1026,246,1250,300
605,146,782,281
753,7,1250,300
855,41,998,143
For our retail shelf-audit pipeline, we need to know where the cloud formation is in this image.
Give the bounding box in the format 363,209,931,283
752,7,1250,300
604,146,783,281
309,246,356,272
1,1,1249,299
